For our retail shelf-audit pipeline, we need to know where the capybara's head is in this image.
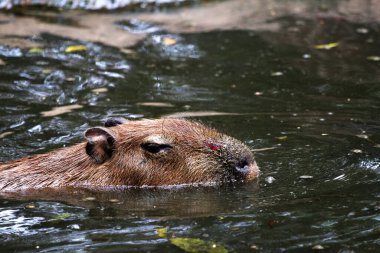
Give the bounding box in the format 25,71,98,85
84,118,259,186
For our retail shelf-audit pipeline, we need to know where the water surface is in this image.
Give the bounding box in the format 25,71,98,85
0,1,379,252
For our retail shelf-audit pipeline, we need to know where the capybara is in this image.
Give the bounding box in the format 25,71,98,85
0,118,259,192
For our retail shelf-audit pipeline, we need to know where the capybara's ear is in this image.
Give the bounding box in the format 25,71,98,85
104,117,128,127
84,127,116,164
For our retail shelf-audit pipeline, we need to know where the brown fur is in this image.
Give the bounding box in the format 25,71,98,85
0,119,258,192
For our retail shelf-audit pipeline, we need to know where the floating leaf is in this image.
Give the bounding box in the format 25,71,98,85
29,47,43,53
251,147,277,152
312,245,324,250
314,42,339,50
299,175,313,179
156,227,168,238
137,102,175,108
356,27,369,34
92,88,108,93
0,131,13,139
271,71,283,76
250,245,259,250
356,134,369,139
275,136,288,141
41,104,83,117
49,213,72,221
366,56,380,62
65,45,87,53
25,203,36,209
0,58,6,65
83,197,96,201
170,237,228,253
163,37,177,46
333,174,345,180
42,68,52,74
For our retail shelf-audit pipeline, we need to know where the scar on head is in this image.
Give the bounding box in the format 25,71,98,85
204,141,223,151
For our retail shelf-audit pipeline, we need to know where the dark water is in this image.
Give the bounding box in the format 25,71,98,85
1,3,380,252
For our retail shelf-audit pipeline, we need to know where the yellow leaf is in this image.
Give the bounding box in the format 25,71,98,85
314,42,339,50
42,68,52,74
65,45,87,53
163,37,177,46
156,227,168,238
25,203,36,209
170,237,228,253
29,47,43,53
275,136,288,141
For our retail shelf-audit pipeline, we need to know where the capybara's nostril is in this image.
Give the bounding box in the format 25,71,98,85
234,159,251,175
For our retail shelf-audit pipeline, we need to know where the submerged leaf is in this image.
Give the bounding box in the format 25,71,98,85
314,42,339,50
65,45,88,53
49,213,72,221
170,237,228,253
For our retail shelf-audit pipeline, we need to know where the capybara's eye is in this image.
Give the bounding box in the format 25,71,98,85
141,143,172,154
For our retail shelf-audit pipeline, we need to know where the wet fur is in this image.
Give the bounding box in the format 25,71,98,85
0,119,258,192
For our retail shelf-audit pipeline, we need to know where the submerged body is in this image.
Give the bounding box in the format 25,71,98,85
0,118,258,192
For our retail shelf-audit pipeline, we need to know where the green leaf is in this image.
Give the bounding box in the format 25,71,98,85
49,213,72,221
170,237,228,253
65,45,87,53
29,47,43,53
314,42,339,50
156,227,168,238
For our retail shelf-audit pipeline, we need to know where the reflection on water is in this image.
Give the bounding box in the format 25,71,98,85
0,0,380,252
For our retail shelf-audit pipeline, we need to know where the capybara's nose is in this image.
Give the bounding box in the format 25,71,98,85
229,158,259,182
234,159,251,175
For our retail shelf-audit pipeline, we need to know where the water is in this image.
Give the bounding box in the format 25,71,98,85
1,1,380,252
0,0,195,10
